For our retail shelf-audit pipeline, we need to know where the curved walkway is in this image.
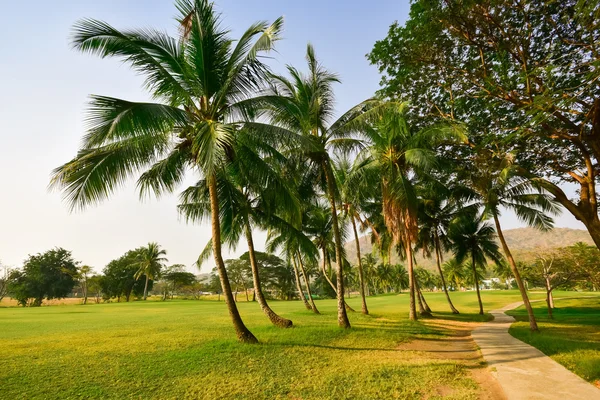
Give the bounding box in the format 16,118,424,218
472,301,600,400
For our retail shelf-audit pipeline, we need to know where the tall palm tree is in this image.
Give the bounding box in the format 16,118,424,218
448,216,503,315
416,185,465,314
254,45,386,328
334,156,370,314
178,136,298,328
49,0,283,343
135,242,168,300
358,103,466,320
467,154,560,331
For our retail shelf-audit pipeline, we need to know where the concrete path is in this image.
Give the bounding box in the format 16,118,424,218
472,301,600,400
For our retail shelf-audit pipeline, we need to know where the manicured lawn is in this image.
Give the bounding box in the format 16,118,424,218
0,290,592,399
508,296,600,386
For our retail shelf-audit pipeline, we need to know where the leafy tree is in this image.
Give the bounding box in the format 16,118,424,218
77,265,92,305
562,242,600,292
448,217,503,315
87,275,103,303
0,264,13,303
102,249,147,302
9,248,79,307
49,0,283,344
369,0,600,250
523,250,581,318
225,258,252,302
134,242,167,300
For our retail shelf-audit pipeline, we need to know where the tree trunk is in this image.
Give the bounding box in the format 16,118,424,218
244,223,292,328
297,252,320,314
546,287,554,319
472,253,484,315
322,247,355,312
292,256,312,310
245,287,249,302
417,282,432,314
405,242,417,321
434,233,459,314
208,177,257,343
351,215,369,315
493,215,538,331
322,160,351,328
143,275,149,301
83,278,88,305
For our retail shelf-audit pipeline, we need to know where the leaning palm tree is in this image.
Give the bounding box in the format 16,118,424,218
179,150,297,328
357,103,466,320
135,242,168,300
448,216,503,315
467,154,560,331
49,0,283,343
334,156,370,314
253,45,387,328
416,184,466,314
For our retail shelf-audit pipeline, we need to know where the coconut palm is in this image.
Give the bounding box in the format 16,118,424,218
466,154,560,331
416,185,466,314
334,156,370,314
49,0,284,343
253,45,388,328
443,258,466,291
178,140,297,328
357,103,466,320
448,216,503,315
134,242,168,300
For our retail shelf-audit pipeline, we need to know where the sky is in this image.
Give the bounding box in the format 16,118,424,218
0,0,586,273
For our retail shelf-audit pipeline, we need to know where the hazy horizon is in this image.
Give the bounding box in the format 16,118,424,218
0,0,586,273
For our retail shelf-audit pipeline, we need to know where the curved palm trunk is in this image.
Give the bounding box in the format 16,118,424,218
351,215,369,315
493,215,538,331
292,256,312,310
416,279,431,314
244,223,292,328
434,233,459,314
471,253,484,315
405,242,417,321
143,275,149,300
209,177,258,343
322,161,351,328
297,253,320,314
322,248,355,313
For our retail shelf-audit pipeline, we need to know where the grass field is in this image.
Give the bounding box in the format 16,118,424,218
0,290,597,399
508,296,600,386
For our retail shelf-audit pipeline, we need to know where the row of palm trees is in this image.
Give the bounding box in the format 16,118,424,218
51,0,557,342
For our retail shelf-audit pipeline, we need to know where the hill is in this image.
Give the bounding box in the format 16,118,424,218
345,227,594,270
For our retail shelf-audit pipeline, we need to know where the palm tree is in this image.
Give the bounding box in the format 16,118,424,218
448,216,503,315
135,242,168,300
49,0,283,343
443,258,466,291
254,45,387,328
467,154,559,331
334,156,370,314
179,145,297,328
357,103,466,320
416,186,464,314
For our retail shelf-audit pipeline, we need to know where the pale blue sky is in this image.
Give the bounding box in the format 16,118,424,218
0,0,584,272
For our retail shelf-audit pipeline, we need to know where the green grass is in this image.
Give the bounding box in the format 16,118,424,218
0,290,594,399
508,296,600,385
